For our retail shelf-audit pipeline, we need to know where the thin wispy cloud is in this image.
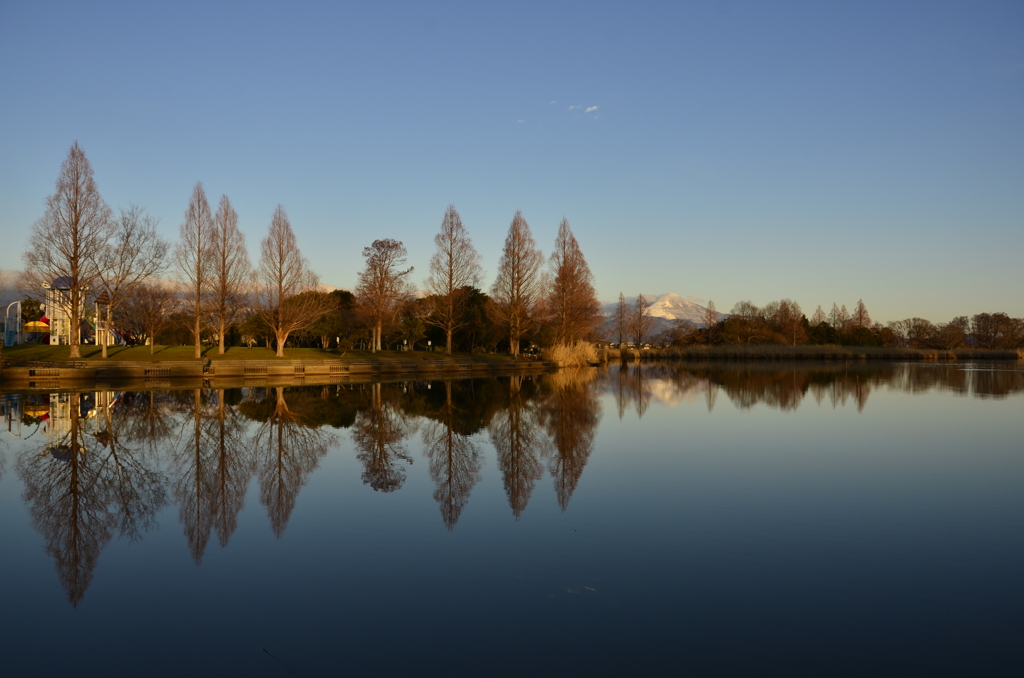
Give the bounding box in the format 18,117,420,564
567,105,579,110
549,100,557,104
517,119,524,123
586,105,599,113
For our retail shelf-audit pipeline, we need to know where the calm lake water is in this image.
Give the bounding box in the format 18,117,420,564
1,363,1022,676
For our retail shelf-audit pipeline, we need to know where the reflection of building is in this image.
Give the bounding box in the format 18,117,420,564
44,391,119,456
43,276,84,346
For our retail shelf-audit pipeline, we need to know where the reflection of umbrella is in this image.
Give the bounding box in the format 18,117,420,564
24,405,50,417
24,321,50,333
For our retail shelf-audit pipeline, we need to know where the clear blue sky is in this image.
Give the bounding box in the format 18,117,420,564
2,1,1022,323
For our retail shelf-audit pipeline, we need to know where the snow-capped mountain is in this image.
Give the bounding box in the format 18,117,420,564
601,293,725,329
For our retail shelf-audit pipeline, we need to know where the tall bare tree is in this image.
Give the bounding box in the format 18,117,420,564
852,299,872,329
255,205,333,357
95,206,168,358
547,218,601,345
22,142,113,358
490,211,544,357
174,182,214,359
810,305,827,326
425,205,482,354
630,294,654,346
612,292,629,345
701,300,720,344
356,238,413,352
210,195,251,354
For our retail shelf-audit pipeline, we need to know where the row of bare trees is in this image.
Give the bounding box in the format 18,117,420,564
22,145,602,358
352,206,603,356
174,183,332,358
20,143,332,358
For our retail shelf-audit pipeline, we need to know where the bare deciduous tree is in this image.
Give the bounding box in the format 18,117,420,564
703,300,719,342
255,205,333,357
630,294,654,346
356,238,413,353
490,211,544,357
425,205,482,354
765,298,805,345
612,292,629,345
22,142,113,359
547,218,601,345
852,299,872,329
121,281,176,354
210,195,251,354
95,205,168,358
811,305,827,326
174,183,214,359
829,303,850,332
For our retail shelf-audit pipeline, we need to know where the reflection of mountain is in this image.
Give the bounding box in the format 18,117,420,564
19,393,167,606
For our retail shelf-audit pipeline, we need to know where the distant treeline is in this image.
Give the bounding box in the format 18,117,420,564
655,299,1024,351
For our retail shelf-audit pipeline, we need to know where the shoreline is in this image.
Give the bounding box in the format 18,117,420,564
605,346,1024,362
0,355,558,390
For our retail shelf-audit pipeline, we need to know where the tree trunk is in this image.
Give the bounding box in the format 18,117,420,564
194,316,201,359
446,329,453,355
218,319,226,355
101,307,109,359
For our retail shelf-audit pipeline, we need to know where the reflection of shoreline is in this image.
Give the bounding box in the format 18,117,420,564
0,359,558,391
604,362,1024,415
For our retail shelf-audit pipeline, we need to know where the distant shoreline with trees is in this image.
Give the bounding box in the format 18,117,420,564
5,143,1023,372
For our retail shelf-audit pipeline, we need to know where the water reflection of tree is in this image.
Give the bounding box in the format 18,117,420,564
607,362,1024,412
18,393,167,606
207,390,252,547
251,387,335,537
171,389,219,562
351,383,414,493
114,390,176,459
421,381,482,529
538,369,602,510
489,374,546,519
613,364,653,419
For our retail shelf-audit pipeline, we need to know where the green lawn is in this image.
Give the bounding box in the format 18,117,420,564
2,344,524,363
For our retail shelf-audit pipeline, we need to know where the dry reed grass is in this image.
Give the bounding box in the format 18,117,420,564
543,342,599,367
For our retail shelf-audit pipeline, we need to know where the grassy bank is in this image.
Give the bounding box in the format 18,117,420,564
602,345,1024,362
0,344,530,365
